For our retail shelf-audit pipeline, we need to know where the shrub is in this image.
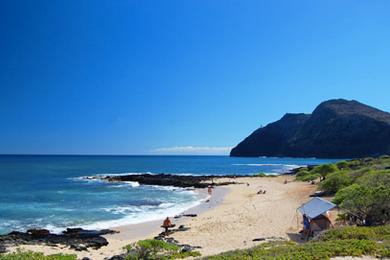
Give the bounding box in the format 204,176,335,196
356,170,390,187
320,171,352,194
338,184,390,226
0,251,76,260
336,161,349,170
206,240,381,260
317,225,390,241
312,164,338,180
296,169,320,181
123,239,200,259
333,184,359,205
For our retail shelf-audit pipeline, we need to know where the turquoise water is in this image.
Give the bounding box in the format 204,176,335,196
0,155,338,234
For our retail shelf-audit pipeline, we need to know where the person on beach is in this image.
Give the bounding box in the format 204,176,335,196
208,185,213,196
162,217,174,233
301,214,311,239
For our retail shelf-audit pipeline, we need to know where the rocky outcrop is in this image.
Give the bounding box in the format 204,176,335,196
95,174,238,188
0,228,117,252
231,99,390,158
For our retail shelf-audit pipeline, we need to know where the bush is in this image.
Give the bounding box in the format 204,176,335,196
320,171,352,194
312,164,338,179
123,239,200,259
206,240,381,260
0,251,76,260
336,161,349,170
356,170,390,187
337,184,390,226
296,169,320,181
333,184,359,205
295,157,390,226
317,225,390,241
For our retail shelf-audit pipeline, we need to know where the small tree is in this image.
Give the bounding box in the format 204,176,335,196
336,184,390,226
124,239,200,259
313,164,338,180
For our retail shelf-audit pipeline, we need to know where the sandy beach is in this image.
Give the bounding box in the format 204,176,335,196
8,175,317,259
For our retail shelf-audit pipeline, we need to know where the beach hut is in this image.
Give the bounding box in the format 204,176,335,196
298,197,336,238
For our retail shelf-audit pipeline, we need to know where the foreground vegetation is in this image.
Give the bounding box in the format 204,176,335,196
207,225,390,259
0,239,201,260
2,226,389,260
0,251,76,260
296,156,390,226
123,239,201,259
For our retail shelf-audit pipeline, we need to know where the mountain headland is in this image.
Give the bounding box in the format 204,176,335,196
231,99,390,158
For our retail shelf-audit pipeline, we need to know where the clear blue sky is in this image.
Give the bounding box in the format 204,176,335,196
1,1,390,155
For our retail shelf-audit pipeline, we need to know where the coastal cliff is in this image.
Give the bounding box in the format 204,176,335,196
231,99,390,158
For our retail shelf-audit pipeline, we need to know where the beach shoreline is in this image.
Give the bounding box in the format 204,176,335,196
6,175,317,259
5,185,230,259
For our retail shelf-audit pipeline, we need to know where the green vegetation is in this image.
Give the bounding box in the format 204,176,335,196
123,239,201,259
207,225,390,259
311,164,338,180
295,156,390,226
207,240,379,260
296,169,320,181
0,251,76,260
319,171,351,194
316,225,390,241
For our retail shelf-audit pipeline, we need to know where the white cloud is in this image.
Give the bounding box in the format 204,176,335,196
153,146,232,155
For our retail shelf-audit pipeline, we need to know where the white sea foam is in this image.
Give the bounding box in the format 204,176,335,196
124,181,140,187
77,199,204,231
108,181,140,188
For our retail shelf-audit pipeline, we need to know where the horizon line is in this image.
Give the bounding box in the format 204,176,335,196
0,153,230,157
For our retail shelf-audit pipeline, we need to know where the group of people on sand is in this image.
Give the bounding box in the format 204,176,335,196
161,185,214,233
257,189,266,195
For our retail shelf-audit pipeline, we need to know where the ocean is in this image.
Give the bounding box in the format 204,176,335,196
0,155,339,235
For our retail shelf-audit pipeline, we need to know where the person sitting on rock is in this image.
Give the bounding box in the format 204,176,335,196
161,217,175,233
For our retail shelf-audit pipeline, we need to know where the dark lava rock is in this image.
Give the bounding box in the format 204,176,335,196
100,174,237,188
63,228,117,238
0,228,114,251
27,229,51,238
231,99,390,158
252,238,266,242
70,244,88,251
0,244,6,253
106,255,126,260
174,214,197,219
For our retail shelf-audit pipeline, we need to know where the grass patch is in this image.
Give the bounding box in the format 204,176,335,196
316,225,390,241
123,239,201,259
206,240,380,260
206,225,390,259
0,251,76,260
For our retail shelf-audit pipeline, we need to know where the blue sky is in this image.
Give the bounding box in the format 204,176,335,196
1,1,390,155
